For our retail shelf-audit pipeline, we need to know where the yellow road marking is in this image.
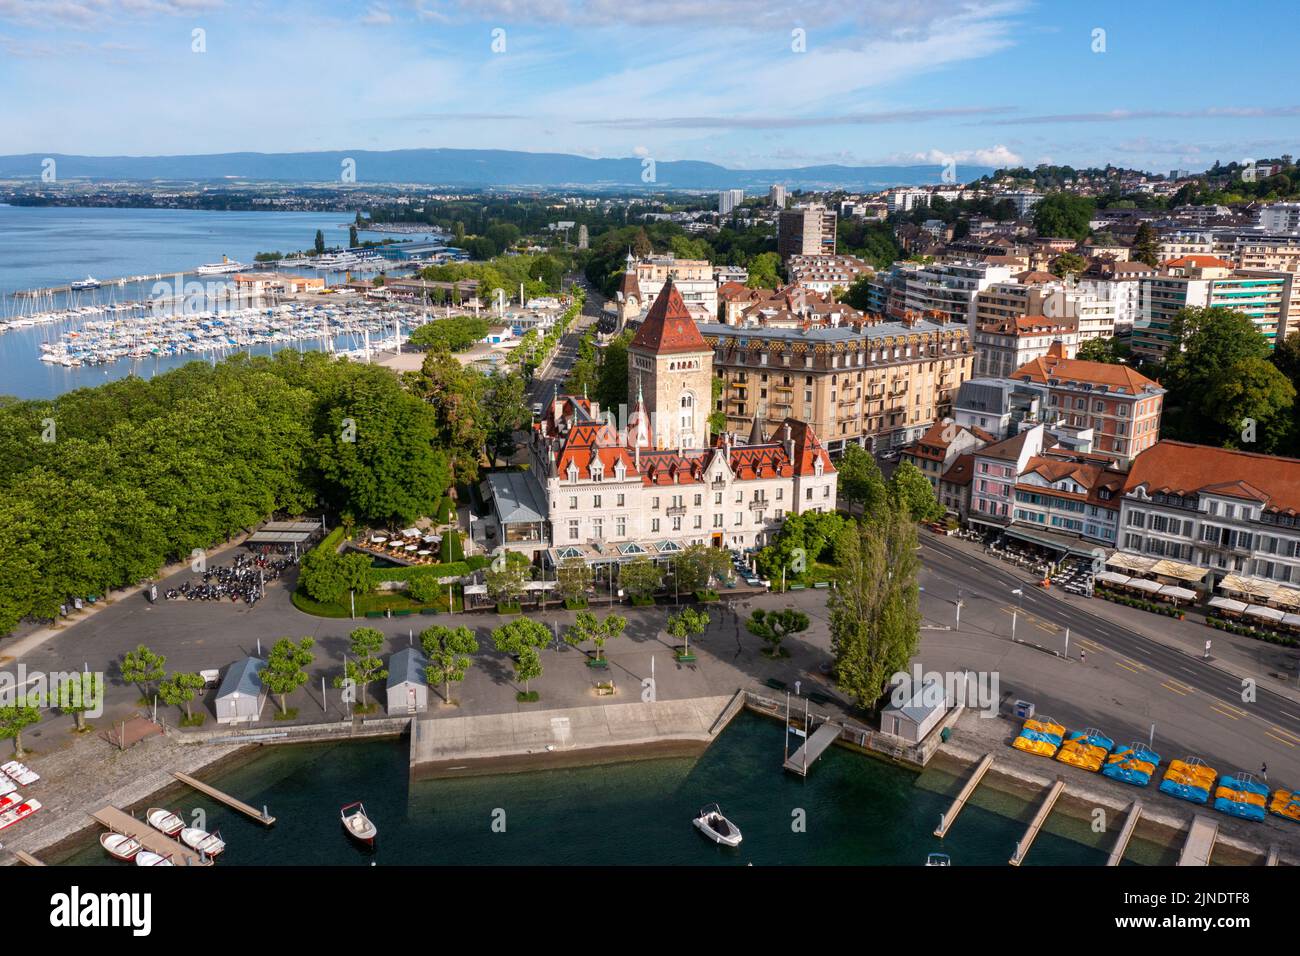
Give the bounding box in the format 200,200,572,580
1035,621,1057,633
1115,660,1141,674
1269,725,1300,745
1266,731,1297,749
1079,638,1104,651
1162,681,1192,696
1210,705,1242,721
1214,701,1248,718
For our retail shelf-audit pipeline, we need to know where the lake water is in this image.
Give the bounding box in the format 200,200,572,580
56,712,1166,866
0,205,437,399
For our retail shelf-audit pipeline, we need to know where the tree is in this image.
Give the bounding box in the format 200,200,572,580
0,698,41,758
492,616,551,655
842,273,873,311
755,510,846,586
620,555,663,602
564,610,626,661
420,624,478,703
482,371,529,465
666,607,709,658
1271,330,1300,386
407,349,488,486
121,644,166,702
1206,356,1295,452
513,645,543,696
671,544,730,595
1076,336,1128,364
158,672,206,724
485,558,529,607
1133,222,1160,267
406,316,490,353
314,229,326,255
557,556,593,605
745,252,781,288
1032,193,1094,241
1049,252,1088,278
745,608,810,658
54,672,100,732
264,637,315,716
888,460,944,522
1162,307,1275,443
836,444,887,513
349,225,359,248
335,626,388,710
829,509,921,712
407,573,444,605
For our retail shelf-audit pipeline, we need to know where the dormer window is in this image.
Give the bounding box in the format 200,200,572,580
566,461,579,482
614,460,626,481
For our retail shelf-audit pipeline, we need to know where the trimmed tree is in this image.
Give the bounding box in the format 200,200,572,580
564,610,627,662
158,672,206,725
334,626,388,710
745,608,810,658
666,606,710,660
557,556,592,606
0,697,41,757
620,555,663,604
485,559,529,609
264,637,315,716
121,644,166,703
54,672,101,732
491,617,551,656
420,624,478,703
513,645,543,699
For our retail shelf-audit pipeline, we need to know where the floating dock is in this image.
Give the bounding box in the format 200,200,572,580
13,851,45,866
172,770,275,825
1010,776,1065,866
934,753,994,838
784,721,841,776
1106,800,1143,866
1178,814,1219,866
90,806,212,867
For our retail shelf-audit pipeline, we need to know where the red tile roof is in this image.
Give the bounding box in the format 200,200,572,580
941,453,975,488
629,278,710,354
1125,441,1300,514
1162,255,1233,269
1013,341,1162,394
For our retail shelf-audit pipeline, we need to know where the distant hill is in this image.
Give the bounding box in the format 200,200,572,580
0,148,992,191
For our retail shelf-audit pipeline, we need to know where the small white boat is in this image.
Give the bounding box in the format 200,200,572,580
2,760,39,786
135,850,174,867
0,797,40,831
147,807,184,836
0,778,15,798
180,826,225,858
100,832,143,861
925,853,951,866
693,803,742,847
341,801,377,844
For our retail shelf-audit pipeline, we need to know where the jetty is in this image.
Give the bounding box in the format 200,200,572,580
171,770,275,825
13,851,45,866
1267,844,1281,866
1009,776,1066,865
90,806,212,866
1178,814,1219,866
1106,800,1143,866
784,721,840,776
934,753,994,837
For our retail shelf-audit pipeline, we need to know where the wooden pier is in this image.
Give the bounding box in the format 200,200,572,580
784,722,841,776
1178,814,1219,866
1266,844,1280,866
934,753,994,838
1009,776,1065,866
172,771,275,825
90,806,212,867
1106,800,1143,866
13,851,45,866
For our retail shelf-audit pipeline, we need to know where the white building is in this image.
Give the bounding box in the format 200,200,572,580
719,189,745,215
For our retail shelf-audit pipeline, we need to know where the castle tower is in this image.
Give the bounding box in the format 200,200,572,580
627,276,713,450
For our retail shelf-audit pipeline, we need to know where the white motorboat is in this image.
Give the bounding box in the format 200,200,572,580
196,256,247,275
135,850,173,867
341,801,377,845
147,807,184,836
180,826,225,858
693,803,742,847
100,832,143,861
925,853,952,866
71,276,101,291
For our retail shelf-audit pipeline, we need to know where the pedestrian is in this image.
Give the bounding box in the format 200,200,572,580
1262,762,1268,782
1079,648,1086,665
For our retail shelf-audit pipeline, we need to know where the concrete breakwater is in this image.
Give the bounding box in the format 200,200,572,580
409,695,740,779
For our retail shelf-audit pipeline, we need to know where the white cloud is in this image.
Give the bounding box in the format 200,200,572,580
914,145,1022,167
361,3,394,25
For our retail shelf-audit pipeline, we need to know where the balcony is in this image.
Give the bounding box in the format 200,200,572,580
666,505,687,517
711,478,727,489
749,500,768,511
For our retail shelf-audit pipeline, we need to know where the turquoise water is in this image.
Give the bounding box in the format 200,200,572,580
56,712,1148,866
0,205,438,398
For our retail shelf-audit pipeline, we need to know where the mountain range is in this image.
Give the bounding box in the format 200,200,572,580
0,148,992,191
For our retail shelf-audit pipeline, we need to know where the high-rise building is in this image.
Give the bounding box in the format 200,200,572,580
718,189,745,215
577,224,588,249
777,204,837,260
769,185,787,208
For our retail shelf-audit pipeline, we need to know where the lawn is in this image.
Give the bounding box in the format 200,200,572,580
292,586,463,618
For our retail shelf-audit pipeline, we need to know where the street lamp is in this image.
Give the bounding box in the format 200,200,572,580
1010,587,1022,642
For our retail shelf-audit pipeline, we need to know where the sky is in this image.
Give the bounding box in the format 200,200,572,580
0,0,1297,174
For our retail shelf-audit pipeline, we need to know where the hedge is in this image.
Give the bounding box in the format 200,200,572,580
367,562,470,588
1095,586,1185,619
441,530,464,563
319,525,346,553
1207,615,1299,648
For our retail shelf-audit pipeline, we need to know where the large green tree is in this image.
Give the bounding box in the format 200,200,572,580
335,627,388,709
836,444,887,513
888,460,944,522
420,624,478,703
264,637,315,716
1032,193,1094,241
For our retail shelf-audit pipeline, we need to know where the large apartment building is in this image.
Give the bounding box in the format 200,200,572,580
777,204,837,259
1133,256,1293,358
702,315,974,454
870,259,1016,325
1117,441,1300,588
786,254,872,295
971,314,1079,379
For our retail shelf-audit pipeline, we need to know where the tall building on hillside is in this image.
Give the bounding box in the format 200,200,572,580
719,189,744,215
777,204,837,259
769,184,787,208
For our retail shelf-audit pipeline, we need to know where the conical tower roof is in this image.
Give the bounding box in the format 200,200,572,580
629,276,709,355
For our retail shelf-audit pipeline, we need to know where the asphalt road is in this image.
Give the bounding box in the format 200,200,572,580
920,534,1300,748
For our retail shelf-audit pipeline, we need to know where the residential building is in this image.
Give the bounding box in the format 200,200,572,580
769,184,787,208
969,425,1047,531
939,454,975,519
719,189,745,215
703,314,974,454
871,259,1016,325
786,254,872,295
1258,202,1300,234
899,419,991,491
1118,441,1300,588
1012,448,1125,546
972,314,1079,379
777,204,837,259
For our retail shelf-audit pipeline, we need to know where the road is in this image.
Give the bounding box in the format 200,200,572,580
919,534,1300,757
526,274,603,408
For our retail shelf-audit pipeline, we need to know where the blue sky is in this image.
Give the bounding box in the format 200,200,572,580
1,0,1297,173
